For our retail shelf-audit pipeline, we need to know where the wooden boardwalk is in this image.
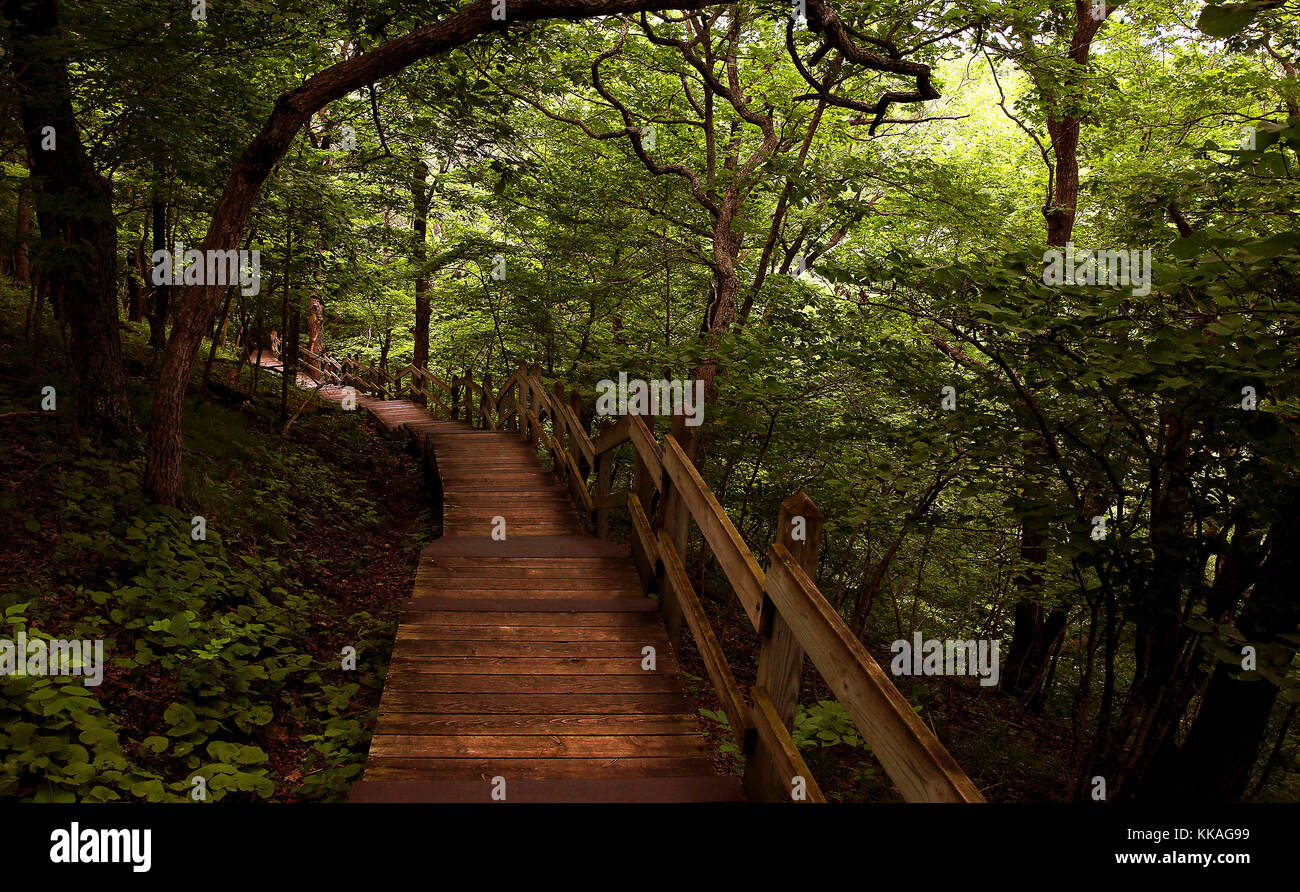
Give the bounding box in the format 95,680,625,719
336,394,742,803
293,359,983,803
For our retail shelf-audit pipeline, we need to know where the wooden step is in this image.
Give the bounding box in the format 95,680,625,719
420,537,628,558
350,776,744,803
354,410,731,801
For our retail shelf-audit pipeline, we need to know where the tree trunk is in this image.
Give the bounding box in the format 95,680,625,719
1001,4,1111,707
6,0,134,436
412,160,431,404
1044,116,1082,246
147,187,169,349
1103,407,1198,794
125,236,146,322
1147,500,1300,802
13,182,31,283
305,293,324,378
280,203,292,423
688,199,744,477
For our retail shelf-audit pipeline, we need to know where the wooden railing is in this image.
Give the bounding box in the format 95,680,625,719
301,352,985,803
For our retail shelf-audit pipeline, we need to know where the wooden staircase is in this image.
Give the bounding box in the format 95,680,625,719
337,397,741,803
301,354,985,805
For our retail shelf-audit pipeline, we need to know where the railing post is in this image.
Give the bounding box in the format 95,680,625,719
568,387,588,478
484,371,496,427
286,310,300,388
744,491,823,802
550,380,569,484
527,362,543,449
593,419,615,538
462,369,473,426
653,413,694,650
514,361,527,438
472,370,483,427
630,412,654,513
498,371,514,431
509,362,523,432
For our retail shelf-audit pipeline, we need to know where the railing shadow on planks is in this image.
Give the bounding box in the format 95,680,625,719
299,346,985,803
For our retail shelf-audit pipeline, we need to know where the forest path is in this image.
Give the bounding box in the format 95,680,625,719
325,391,742,802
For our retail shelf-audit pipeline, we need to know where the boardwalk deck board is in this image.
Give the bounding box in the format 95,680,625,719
328,393,740,803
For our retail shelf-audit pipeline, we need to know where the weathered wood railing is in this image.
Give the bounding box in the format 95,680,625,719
301,352,984,803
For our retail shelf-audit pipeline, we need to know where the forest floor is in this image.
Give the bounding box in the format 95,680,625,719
0,282,433,801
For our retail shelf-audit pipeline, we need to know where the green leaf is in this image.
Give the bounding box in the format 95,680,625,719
1197,3,1261,37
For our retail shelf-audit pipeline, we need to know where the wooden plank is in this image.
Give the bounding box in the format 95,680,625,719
439,488,566,496
593,415,630,456
420,536,628,559
388,656,679,675
628,413,664,488
422,557,633,570
350,776,742,803
559,445,594,515
657,530,750,748
747,491,822,802
395,641,669,658
412,577,642,592
417,562,635,575
372,714,700,735
368,733,708,759
384,674,685,695
411,589,645,602
401,611,659,627
418,569,640,583
376,692,691,714
404,597,657,612
627,492,659,591
748,686,826,803
439,524,585,538
444,492,574,503
764,544,985,803
656,415,693,648
662,434,764,628
557,401,595,465
362,756,717,780
396,624,663,643
412,582,642,596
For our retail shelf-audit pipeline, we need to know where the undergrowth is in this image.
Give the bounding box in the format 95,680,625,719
0,281,428,801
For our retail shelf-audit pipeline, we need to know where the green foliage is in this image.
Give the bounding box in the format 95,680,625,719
793,701,865,751
696,708,744,758
0,374,397,801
